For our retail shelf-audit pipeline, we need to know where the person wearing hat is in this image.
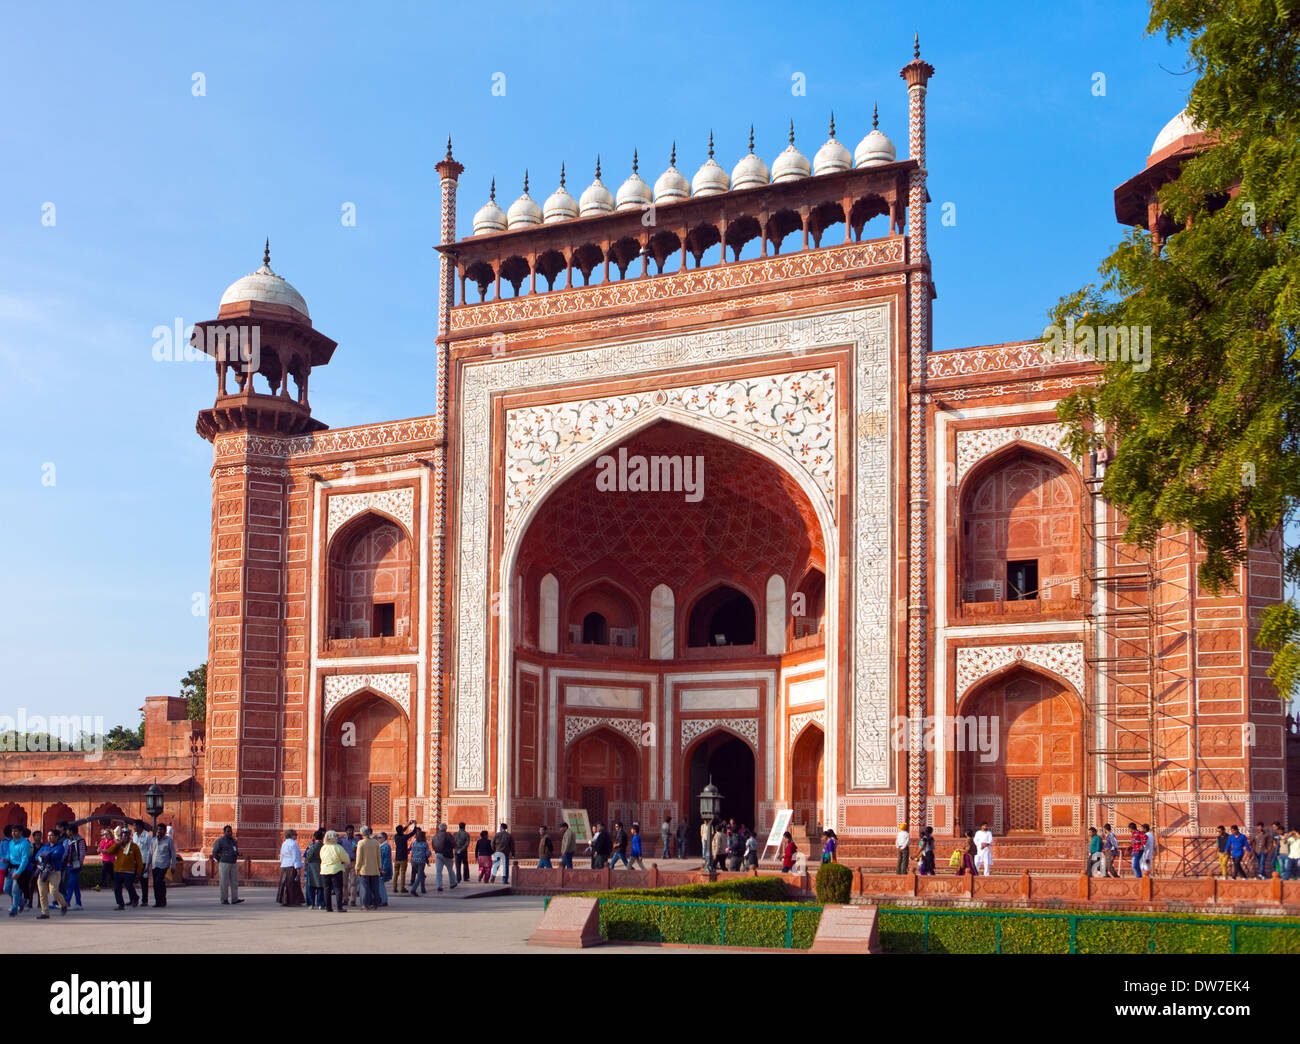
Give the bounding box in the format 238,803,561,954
894,822,910,874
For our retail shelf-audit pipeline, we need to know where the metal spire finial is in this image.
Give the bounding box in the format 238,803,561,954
595,155,602,179
633,148,639,174
748,124,755,153
873,103,879,130
523,169,529,194
788,119,795,145
263,238,270,266
670,141,677,166
560,162,566,187
445,135,453,160
914,33,920,59
707,131,714,159
489,177,496,202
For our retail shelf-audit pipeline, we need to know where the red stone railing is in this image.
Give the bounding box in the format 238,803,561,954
508,863,1300,911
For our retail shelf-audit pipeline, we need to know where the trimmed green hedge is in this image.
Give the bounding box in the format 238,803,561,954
878,906,1300,955
815,862,853,904
587,876,792,904
599,898,821,949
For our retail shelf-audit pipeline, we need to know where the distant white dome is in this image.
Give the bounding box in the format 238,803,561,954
1151,108,1204,155
771,122,810,183
472,179,507,235
813,114,852,175
615,151,653,212
854,105,897,167
543,165,579,224
506,173,542,229
579,159,616,216
653,145,690,203
219,242,309,318
692,133,731,197
731,127,771,190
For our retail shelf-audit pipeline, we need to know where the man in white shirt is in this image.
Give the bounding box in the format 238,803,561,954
973,822,994,876
132,822,155,908
894,822,910,874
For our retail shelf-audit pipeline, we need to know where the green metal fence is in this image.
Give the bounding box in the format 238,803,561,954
878,906,1298,954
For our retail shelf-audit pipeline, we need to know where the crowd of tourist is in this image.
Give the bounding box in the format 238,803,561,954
1,819,176,918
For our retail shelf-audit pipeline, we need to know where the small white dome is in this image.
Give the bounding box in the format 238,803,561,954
653,144,690,203
219,242,309,318
615,151,653,212
543,165,579,224
854,107,896,167
731,126,771,190
1151,108,1204,156
813,114,852,175
579,158,616,216
771,121,810,183
691,132,731,197
506,173,542,229
472,179,508,235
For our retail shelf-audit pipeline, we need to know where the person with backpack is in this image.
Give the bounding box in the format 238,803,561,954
491,823,515,883
62,825,86,909
34,828,70,919
408,828,430,895
432,823,457,892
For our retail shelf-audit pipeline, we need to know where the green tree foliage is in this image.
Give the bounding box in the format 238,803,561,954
1053,0,1300,698
181,662,207,723
102,720,144,751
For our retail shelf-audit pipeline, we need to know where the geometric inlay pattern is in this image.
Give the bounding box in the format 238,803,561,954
955,422,1075,483
504,368,835,539
326,487,414,542
323,672,412,719
954,642,1085,699
789,709,826,745
563,715,643,748
681,717,759,751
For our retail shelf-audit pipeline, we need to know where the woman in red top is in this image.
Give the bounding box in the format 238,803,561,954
779,831,798,872
96,830,115,892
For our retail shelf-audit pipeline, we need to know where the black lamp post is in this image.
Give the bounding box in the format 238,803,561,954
698,779,723,873
145,782,164,833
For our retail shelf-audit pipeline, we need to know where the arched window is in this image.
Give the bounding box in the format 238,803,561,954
327,513,412,644
566,580,639,651
792,568,826,641
687,585,757,648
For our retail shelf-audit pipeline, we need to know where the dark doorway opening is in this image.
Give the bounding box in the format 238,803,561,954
685,732,756,855
687,585,757,647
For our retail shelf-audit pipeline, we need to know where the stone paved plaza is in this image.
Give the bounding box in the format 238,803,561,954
4,881,662,955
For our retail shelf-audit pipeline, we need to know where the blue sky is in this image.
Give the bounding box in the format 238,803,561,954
0,1,1202,728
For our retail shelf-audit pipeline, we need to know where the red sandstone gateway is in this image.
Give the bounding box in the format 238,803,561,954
0,45,1289,878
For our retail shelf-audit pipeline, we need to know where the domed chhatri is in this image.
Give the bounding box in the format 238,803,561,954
506,172,543,230
219,239,310,319
653,143,690,204
579,157,616,216
813,113,852,176
543,164,579,224
731,125,771,190
691,131,731,197
854,104,897,168
771,121,811,184
1150,108,1205,157
472,178,508,236
615,150,653,212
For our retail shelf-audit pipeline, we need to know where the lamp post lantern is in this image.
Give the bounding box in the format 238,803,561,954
145,782,164,833
698,779,723,873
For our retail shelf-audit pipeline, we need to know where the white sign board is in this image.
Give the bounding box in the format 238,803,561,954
761,808,795,860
